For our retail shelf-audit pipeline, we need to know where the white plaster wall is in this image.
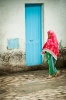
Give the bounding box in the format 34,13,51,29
44,0,66,47
0,0,66,54
0,0,25,53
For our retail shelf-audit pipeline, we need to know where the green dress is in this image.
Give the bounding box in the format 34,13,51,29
46,52,58,75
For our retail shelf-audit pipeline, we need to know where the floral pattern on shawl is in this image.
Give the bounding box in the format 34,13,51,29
42,30,59,60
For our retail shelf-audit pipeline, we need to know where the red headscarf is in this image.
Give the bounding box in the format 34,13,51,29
42,30,59,60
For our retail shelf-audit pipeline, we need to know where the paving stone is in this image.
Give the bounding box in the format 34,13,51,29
0,69,66,100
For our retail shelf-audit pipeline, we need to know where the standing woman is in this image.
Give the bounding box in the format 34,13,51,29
42,30,60,78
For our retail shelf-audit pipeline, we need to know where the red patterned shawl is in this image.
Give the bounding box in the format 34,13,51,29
42,30,59,60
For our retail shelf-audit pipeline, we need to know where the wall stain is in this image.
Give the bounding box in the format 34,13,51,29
0,51,26,63
0,47,66,72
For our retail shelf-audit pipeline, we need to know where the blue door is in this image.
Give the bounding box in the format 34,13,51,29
25,4,42,66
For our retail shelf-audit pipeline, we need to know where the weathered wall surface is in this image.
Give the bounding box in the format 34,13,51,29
0,0,66,72
0,0,26,71
57,47,66,68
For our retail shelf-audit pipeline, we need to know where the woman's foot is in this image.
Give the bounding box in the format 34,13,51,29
55,70,60,77
47,75,53,79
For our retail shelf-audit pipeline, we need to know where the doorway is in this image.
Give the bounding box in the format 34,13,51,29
25,4,42,66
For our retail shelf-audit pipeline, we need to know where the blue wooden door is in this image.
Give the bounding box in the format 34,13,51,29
25,4,42,66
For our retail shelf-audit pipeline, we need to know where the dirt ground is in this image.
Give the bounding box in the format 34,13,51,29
0,68,66,100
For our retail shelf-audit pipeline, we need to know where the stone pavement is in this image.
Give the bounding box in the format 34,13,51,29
0,69,66,100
